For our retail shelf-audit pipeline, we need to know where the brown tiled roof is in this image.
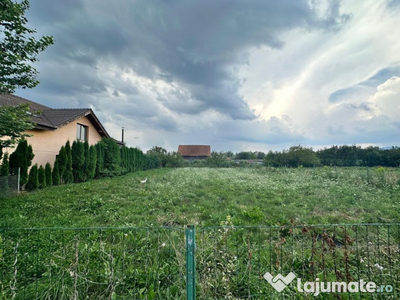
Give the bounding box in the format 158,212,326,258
178,145,211,157
0,94,50,112
0,94,110,138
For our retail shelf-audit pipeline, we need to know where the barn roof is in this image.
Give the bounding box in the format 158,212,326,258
178,145,211,157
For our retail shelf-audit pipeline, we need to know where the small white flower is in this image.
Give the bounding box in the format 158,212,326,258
374,263,383,270
161,242,166,247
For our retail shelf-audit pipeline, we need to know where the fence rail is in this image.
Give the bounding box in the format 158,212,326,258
0,224,399,299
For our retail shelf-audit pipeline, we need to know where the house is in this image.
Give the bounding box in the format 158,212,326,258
178,145,211,161
0,94,119,167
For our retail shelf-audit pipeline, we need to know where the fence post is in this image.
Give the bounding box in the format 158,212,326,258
186,225,196,300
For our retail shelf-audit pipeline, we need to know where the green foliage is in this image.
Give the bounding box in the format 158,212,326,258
25,164,38,191
317,145,400,167
87,145,97,180
56,146,67,184
264,146,320,167
52,160,60,186
0,0,54,93
165,152,186,168
38,165,45,189
82,141,90,181
0,104,34,155
64,141,73,183
45,162,52,187
0,152,10,191
100,138,121,176
0,152,9,176
9,139,34,185
72,141,85,183
147,146,167,167
206,151,227,167
95,142,104,178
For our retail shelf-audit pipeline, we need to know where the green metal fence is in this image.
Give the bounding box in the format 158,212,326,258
1,224,399,299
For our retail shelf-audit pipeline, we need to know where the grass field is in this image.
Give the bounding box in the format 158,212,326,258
1,167,399,299
1,167,399,228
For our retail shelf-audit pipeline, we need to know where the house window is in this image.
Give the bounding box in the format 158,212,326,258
76,124,88,141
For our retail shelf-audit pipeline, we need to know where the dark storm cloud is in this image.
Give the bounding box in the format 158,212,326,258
23,0,347,121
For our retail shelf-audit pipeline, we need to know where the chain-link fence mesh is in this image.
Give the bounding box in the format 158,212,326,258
196,224,400,299
0,169,19,197
0,224,399,299
0,227,186,299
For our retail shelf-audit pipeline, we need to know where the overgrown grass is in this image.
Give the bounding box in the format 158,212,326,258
1,167,399,299
1,167,399,228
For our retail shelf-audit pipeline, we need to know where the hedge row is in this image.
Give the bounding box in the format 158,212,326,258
6,138,160,192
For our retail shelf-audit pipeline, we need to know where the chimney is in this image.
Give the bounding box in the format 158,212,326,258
122,127,125,144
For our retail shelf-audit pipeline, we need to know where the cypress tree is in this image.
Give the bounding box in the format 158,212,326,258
88,145,97,180
72,141,85,182
52,160,60,186
9,139,34,185
0,153,10,191
83,141,90,181
64,141,74,183
45,163,52,187
95,142,104,178
26,164,39,191
101,138,121,176
0,153,9,176
38,165,46,189
57,146,67,184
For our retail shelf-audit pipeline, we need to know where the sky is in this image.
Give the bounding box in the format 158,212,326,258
15,0,400,153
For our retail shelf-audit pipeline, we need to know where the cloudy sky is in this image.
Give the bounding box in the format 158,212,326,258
15,0,400,152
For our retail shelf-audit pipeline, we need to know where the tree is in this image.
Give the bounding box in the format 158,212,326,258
147,146,168,167
101,138,121,176
0,104,34,158
87,145,97,180
9,139,34,185
0,152,10,190
64,141,73,183
45,162,52,187
52,160,60,185
25,163,38,191
56,146,67,183
0,0,53,93
38,165,45,188
72,141,85,182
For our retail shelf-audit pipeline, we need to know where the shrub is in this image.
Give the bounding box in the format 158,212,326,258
64,141,74,183
88,145,97,180
100,138,121,176
0,153,10,191
72,141,85,182
9,139,34,185
25,164,39,191
52,160,60,186
38,165,46,189
45,163,52,187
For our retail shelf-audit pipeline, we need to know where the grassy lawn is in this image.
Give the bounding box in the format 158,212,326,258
1,167,399,228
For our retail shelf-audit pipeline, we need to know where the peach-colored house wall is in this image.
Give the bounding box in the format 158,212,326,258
4,116,102,167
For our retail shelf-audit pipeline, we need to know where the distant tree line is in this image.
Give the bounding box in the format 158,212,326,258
145,145,400,169
0,138,160,192
264,145,400,167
